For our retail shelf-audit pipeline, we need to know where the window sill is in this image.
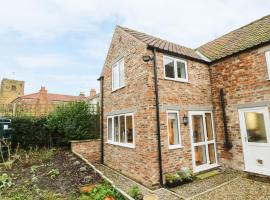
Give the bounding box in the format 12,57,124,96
169,145,184,150
111,85,125,93
106,141,135,149
164,77,189,83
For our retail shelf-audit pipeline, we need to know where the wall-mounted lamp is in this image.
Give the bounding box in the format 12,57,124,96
142,55,153,62
183,115,189,126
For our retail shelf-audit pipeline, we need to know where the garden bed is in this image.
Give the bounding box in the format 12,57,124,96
0,148,124,199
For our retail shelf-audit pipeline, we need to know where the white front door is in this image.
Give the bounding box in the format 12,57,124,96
189,111,218,173
239,107,270,176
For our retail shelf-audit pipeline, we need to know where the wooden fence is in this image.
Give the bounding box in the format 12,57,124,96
0,103,100,117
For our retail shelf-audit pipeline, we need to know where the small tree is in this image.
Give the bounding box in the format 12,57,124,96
46,102,100,142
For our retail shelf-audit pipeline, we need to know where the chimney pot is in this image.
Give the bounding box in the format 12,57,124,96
90,89,96,97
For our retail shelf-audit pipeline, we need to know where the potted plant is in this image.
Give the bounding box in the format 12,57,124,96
165,173,182,188
165,167,194,188
177,167,194,184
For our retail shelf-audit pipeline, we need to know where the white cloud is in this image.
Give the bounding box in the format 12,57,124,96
14,55,74,69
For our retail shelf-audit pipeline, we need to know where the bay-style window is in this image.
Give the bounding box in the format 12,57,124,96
265,51,270,78
107,113,134,148
164,56,188,82
167,111,182,149
112,58,125,91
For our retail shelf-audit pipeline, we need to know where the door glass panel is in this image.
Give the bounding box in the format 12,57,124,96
205,113,214,141
192,115,205,143
244,112,268,143
195,145,207,166
119,116,125,143
208,143,216,164
114,116,119,142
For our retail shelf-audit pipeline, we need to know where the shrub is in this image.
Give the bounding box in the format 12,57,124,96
10,116,53,149
127,185,143,200
47,102,100,142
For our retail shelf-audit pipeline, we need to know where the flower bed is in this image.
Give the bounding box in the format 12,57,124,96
165,167,194,188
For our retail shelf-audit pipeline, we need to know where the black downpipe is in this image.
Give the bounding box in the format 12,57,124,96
98,76,104,164
152,48,163,186
220,89,233,150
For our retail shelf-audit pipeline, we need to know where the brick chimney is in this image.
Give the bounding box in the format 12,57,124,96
90,89,96,97
37,86,49,104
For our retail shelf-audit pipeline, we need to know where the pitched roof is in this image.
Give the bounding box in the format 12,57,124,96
17,92,85,102
118,26,203,61
197,15,270,61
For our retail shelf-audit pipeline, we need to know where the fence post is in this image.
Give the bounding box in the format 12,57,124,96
12,103,17,116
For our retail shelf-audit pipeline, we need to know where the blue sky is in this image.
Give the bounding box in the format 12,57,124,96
0,0,269,96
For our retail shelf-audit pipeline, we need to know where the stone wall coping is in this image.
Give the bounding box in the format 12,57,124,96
70,139,101,143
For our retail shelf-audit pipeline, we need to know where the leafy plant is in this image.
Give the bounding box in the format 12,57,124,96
165,173,181,183
127,185,143,200
46,101,100,142
177,167,194,181
80,182,124,200
0,174,12,189
47,168,60,179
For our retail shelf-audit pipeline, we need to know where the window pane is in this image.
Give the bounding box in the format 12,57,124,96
119,59,125,87
195,145,207,166
177,61,186,79
112,64,119,89
120,116,125,143
168,112,180,145
192,115,205,143
164,57,175,78
244,112,268,143
126,115,133,143
205,113,213,141
208,143,216,164
108,118,112,141
114,116,119,142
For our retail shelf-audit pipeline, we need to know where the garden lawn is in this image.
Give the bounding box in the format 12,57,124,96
0,148,123,200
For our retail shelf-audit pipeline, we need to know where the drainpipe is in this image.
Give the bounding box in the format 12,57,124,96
98,76,104,164
152,48,164,186
220,88,233,150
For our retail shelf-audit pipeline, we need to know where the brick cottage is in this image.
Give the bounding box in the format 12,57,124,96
76,15,270,188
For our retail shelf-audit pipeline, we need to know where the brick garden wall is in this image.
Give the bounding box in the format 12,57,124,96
71,139,101,163
210,44,270,170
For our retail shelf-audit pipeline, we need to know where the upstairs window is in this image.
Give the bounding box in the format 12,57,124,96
265,51,270,78
112,58,125,91
164,56,188,82
107,113,134,148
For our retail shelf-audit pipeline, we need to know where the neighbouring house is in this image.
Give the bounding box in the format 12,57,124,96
86,89,100,106
0,78,24,104
93,15,270,188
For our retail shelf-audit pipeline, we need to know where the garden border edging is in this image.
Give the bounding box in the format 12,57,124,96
72,150,134,200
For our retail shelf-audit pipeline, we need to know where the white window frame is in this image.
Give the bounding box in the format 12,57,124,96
107,113,135,148
163,55,188,82
166,110,183,149
265,51,270,79
112,58,125,91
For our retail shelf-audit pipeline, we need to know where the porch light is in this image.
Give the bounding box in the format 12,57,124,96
142,55,152,62
183,115,188,126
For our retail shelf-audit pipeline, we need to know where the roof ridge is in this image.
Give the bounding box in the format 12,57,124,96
118,25,195,51
196,14,270,50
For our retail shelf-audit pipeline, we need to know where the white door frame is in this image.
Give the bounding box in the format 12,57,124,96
189,111,218,173
238,106,270,175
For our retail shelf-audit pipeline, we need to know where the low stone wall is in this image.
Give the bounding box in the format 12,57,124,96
71,139,101,163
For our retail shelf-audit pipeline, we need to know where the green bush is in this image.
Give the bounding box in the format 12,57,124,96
11,116,52,149
47,101,100,141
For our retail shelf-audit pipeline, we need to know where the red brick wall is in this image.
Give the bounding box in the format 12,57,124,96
155,52,213,174
102,27,160,188
210,44,270,170
71,139,101,163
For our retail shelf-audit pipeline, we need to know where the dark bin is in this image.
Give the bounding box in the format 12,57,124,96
0,118,12,162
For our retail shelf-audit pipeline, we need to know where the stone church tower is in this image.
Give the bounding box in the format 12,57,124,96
0,78,24,104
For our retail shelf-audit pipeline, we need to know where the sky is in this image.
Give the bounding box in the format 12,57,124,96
0,0,269,96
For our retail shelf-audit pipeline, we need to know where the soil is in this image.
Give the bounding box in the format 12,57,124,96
0,149,103,198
